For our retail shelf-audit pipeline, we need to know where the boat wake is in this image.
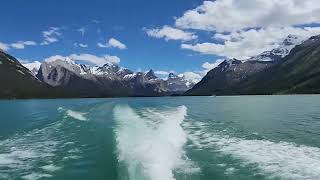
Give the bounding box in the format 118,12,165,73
114,105,198,180
0,107,88,179
184,121,320,179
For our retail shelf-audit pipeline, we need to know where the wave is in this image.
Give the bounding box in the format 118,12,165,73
184,121,320,179
114,105,198,180
0,116,84,179
58,107,88,121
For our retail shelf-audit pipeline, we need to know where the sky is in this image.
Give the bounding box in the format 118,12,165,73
1,0,320,80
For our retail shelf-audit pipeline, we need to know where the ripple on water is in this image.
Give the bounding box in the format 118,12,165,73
184,120,320,180
0,107,89,179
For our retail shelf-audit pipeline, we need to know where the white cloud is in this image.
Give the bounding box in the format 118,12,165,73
41,27,62,45
98,38,127,49
154,70,170,75
44,55,69,63
97,43,105,48
104,55,121,64
11,41,37,49
0,42,10,51
174,0,320,59
138,0,320,78
180,71,202,83
0,41,37,50
43,54,120,66
74,43,88,48
79,43,88,48
182,27,320,59
175,0,320,32
77,27,86,36
145,26,197,41
202,59,224,74
69,54,120,66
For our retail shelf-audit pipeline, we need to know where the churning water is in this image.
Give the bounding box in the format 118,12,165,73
1,96,320,179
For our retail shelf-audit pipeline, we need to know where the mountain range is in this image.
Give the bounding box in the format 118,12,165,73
186,35,320,95
0,50,195,98
1,34,320,99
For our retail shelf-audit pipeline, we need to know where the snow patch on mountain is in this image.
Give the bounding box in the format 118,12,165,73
249,35,305,62
22,61,41,75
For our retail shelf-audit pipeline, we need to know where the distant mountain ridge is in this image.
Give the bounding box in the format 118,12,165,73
33,56,195,97
186,35,320,95
0,49,196,98
2,33,320,99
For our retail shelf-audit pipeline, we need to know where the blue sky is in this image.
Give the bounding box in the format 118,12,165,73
1,0,320,79
0,0,215,74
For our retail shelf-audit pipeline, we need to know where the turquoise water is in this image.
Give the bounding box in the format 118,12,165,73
1,96,320,180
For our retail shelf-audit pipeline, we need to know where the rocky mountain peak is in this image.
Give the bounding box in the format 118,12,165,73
282,34,299,46
145,69,157,80
309,35,320,41
168,73,178,79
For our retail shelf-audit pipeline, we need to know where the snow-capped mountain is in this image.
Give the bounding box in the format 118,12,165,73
186,34,307,95
187,34,320,95
167,73,196,93
248,35,305,62
79,63,133,78
22,61,41,75
34,56,194,96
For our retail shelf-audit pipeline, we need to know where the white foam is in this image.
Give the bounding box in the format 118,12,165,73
63,155,81,160
66,110,88,121
185,121,320,179
58,107,88,121
0,115,84,178
225,167,237,175
41,164,62,172
21,172,52,180
114,105,197,180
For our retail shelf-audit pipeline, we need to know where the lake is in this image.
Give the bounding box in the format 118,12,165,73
1,95,320,180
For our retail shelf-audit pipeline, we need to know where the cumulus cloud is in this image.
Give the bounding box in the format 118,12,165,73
44,55,69,63
154,70,170,75
171,0,320,60
69,54,120,66
0,41,37,50
44,54,120,66
182,27,320,59
104,55,121,64
11,41,37,49
41,27,62,45
180,71,202,83
175,0,320,32
98,38,127,49
0,42,10,51
145,26,197,41
202,59,225,74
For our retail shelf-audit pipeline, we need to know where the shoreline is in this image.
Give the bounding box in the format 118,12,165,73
1,93,320,101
